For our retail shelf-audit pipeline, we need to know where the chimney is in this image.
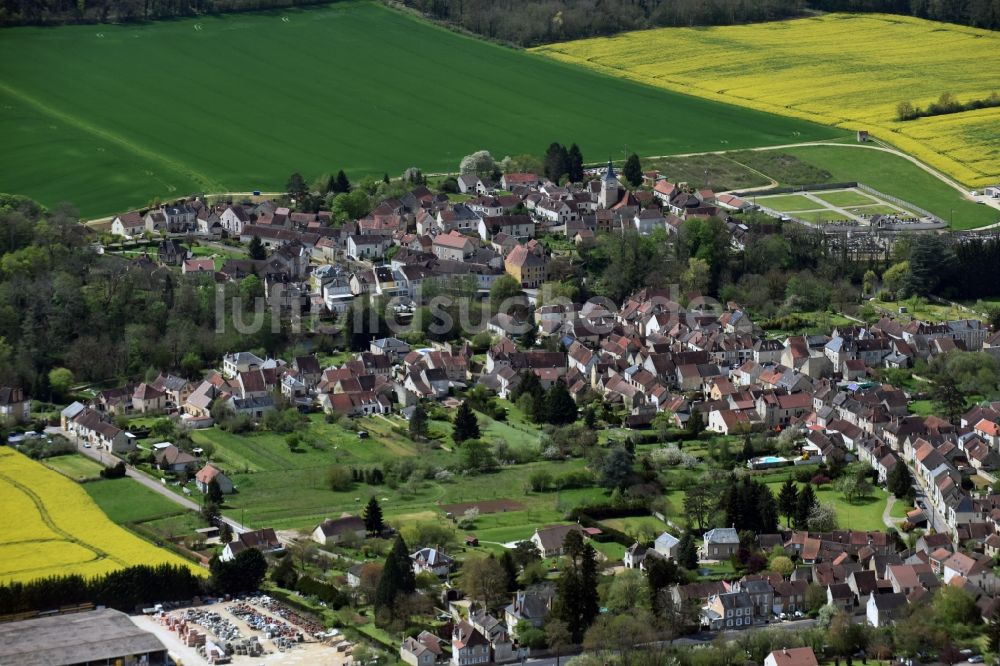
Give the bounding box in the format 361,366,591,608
783,647,788,655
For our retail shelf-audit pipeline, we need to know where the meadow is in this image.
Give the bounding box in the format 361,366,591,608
0,448,203,584
0,1,834,218
534,13,1000,188
189,413,605,536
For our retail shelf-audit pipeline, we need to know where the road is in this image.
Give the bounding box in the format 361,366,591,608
48,426,250,534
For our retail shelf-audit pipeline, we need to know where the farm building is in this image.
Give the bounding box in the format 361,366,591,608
195,464,233,494
0,608,169,665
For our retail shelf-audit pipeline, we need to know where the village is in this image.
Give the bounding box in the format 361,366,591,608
4,155,1000,666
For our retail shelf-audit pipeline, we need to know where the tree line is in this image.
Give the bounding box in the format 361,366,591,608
896,91,1000,121
3,0,995,37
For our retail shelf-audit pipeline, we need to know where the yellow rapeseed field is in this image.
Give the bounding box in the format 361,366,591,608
533,14,1000,187
0,448,204,584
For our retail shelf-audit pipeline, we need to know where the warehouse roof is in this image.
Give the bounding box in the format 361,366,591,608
0,608,166,665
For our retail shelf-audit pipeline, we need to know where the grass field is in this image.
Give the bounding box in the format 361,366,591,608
188,414,603,532
534,13,1000,188
0,448,202,583
85,478,187,524
41,453,106,482
754,194,816,213
0,1,834,218
735,146,998,229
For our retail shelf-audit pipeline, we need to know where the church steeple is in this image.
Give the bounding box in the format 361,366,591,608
602,158,617,182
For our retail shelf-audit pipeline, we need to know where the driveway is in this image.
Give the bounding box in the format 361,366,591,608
48,426,250,534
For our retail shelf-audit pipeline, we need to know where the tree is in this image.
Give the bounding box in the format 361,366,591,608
327,464,353,492
452,401,480,444
604,569,649,613
677,531,698,570
622,153,642,188
461,439,496,473
988,603,1000,653
687,409,704,437
458,555,508,609
248,235,266,260
545,380,577,425
329,189,371,223
210,547,268,595
545,619,572,666
529,469,552,492
566,144,584,183
777,478,799,527
332,169,351,194
881,261,910,297
409,404,428,439
932,373,967,425
933,585,980,627
499,551,518,592
795,483,817,529
555,531,599,642
286,171,307,199
600,446,633,490
364,496,384,536
887,462,914,499
374,535,415,614
47,367,74,401
683,484,713,531
838,472,872,504
544,142,569,183
770,555,794,576
807,502,838,532
206,478,224,505
459,150,497,179
681,257,710,294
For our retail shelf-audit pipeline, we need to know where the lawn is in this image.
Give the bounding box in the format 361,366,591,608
754,194,818,213
534,13,1000,188
763,478,891,533
85,477,188,524
42,453,106,482
813,190,877,207
643,153,771,191
0,1,832,218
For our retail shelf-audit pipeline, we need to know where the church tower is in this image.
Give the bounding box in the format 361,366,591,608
599,158,620,209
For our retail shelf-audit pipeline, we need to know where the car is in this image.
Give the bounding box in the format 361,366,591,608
967,656,984,663
357,430,369,439
793,610,804,619
83,443,91,448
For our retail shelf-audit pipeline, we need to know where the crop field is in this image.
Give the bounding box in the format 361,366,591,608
0,1,834,218
534,13,1000,188
0,448,203,584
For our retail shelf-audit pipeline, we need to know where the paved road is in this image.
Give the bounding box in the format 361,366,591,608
48,426,250,534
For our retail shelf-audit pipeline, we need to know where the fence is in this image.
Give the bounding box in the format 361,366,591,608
855,183,944,224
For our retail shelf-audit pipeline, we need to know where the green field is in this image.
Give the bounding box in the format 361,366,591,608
187,414,604,532
0,1,837,218
85,478,187,524
42,454,106,482
755,194,818,213
738,146,998,229
814,190,876,207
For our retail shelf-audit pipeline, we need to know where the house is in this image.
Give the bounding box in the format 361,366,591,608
504,245,546,288
132,383,167,414
222,351,265,378
654,532,681,559
347,234,391,260
478,214,534,241
451,621,490,666
111,211,144,237
703,527,740,559
0,386,30,424
401,632,444,666
865,591,907,627
504,585,555,637
221,528,282,561
311,515,366,546
764,647,819,666
531,524,585,557
195,464,233,494
154,445,197,473
433,230,475,261
501,173,538,190
702,590,754,630
411,547,454,577
624,542,648,569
